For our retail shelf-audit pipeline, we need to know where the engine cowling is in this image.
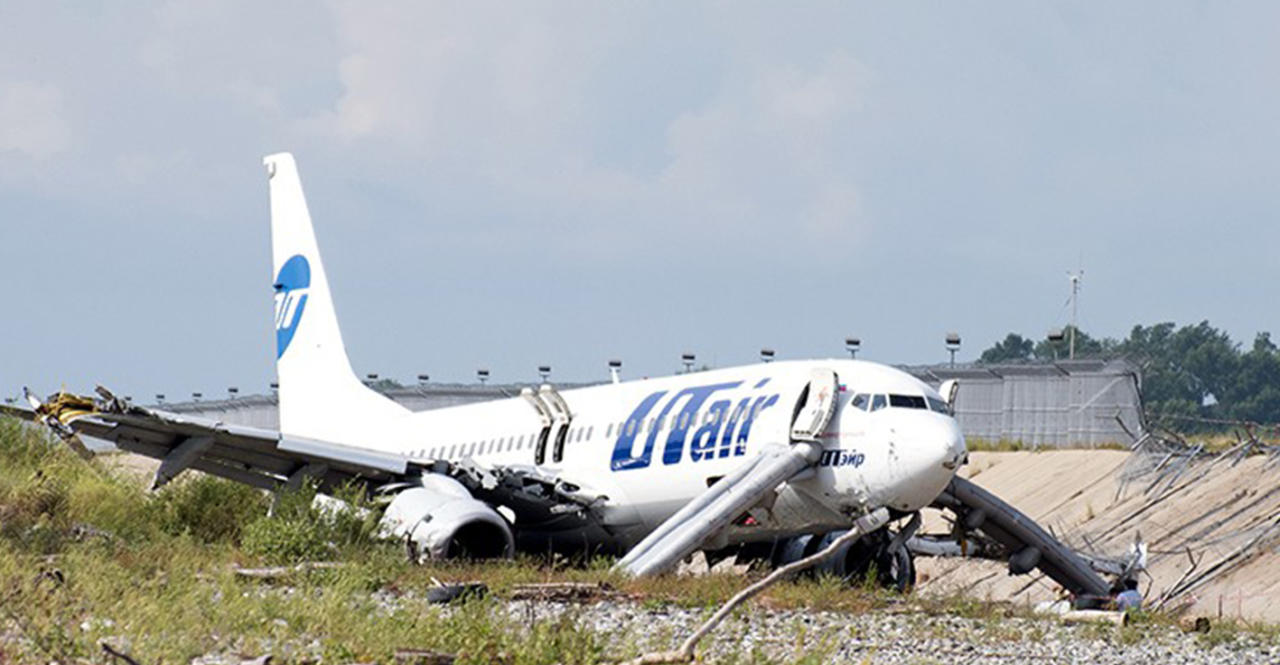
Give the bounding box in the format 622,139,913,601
380,475,514,561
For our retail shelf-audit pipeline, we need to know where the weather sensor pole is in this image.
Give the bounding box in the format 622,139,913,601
1068,270,1083,360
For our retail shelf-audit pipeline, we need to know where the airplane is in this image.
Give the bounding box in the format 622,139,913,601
1,153,995,589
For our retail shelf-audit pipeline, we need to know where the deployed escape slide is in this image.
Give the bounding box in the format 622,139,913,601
926,477,1115,604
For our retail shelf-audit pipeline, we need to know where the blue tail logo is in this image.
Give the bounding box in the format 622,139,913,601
273,254,310,359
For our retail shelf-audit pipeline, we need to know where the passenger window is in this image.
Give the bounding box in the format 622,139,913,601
626,421,635,436
870,394,887,411
587,426,594,440
606,423,613,438
850,393,870,411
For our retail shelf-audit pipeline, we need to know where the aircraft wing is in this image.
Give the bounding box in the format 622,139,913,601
5,387,411,492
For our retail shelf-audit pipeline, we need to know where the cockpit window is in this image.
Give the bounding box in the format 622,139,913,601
870,394,887,411
850,393,870,411
926,397,950,414
888,394,927,409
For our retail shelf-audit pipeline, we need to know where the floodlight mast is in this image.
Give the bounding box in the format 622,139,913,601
845,337,860,359
537,365,551,383
681,353,696,374
1067,271,1083,360
608,359,622,384
1047,328,1066,361
945,332,961,368
477,369,490,385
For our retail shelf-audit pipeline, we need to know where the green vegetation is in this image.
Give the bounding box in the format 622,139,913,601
978,321,1280,432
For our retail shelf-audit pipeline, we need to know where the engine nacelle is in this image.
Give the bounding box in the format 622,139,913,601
380,475,514,561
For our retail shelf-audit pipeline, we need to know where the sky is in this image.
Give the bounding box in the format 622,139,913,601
2,2,1278,401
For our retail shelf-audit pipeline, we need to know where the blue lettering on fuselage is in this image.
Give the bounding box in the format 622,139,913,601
819,449,866,468
610,380,781,471
609,390,667,471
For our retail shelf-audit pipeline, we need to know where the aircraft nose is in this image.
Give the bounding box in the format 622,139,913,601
884,415,966,512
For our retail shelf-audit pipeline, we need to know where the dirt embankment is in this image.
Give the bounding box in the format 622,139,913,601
916,449,1280,622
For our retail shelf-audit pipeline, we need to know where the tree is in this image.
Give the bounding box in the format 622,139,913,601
1221,333,1280,423
978,333,1035,364
1116,321,1237,411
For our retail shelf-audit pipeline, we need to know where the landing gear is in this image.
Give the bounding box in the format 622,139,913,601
761,525,917,593
841,529,916,593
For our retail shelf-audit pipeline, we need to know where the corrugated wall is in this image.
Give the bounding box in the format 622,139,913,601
906,359,1144,447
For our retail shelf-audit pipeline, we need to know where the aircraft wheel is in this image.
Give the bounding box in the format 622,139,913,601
876,544,915,593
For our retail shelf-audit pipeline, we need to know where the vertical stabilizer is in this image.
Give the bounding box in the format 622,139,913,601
264,153,408,445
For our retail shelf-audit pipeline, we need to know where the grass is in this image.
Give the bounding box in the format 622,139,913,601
1,419,1277,663
964,438,1130,452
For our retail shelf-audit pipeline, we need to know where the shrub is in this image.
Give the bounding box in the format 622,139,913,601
241,480,381,563
154,474,270,544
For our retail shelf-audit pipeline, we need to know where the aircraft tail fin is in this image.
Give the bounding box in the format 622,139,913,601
263,153,408,444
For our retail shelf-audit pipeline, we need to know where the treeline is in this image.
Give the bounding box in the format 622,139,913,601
978,322,1280,429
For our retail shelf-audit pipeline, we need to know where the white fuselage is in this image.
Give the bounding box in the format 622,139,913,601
354,358,966,551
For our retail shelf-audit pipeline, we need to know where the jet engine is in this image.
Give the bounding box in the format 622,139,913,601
380,475,514,561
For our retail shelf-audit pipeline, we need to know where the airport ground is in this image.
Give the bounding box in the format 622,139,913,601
2,422,1279,664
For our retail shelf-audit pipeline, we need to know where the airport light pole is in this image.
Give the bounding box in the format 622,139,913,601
228,387,239,400
155,394,165,404
608,359,622,384
945,333,961,368
417,374,430,386
1067,270,1083,360
477,369,490,385
760,348,775,363
538,365,551,383
192,392,202,402
1047,328,1065,361
845,337,860,359
681,353,696,374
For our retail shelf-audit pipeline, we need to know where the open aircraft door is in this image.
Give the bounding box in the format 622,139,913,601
939,379,959,416
791,368,840,443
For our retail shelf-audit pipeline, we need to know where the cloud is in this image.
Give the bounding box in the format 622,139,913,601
0,81,70,159
305,7,872,259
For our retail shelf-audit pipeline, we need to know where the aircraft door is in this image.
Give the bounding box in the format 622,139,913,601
791,368,840,443
521,387,553,464
939,379,959,415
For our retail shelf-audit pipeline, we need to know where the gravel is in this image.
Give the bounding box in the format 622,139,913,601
502,598,1279,665
70,589,1280,664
